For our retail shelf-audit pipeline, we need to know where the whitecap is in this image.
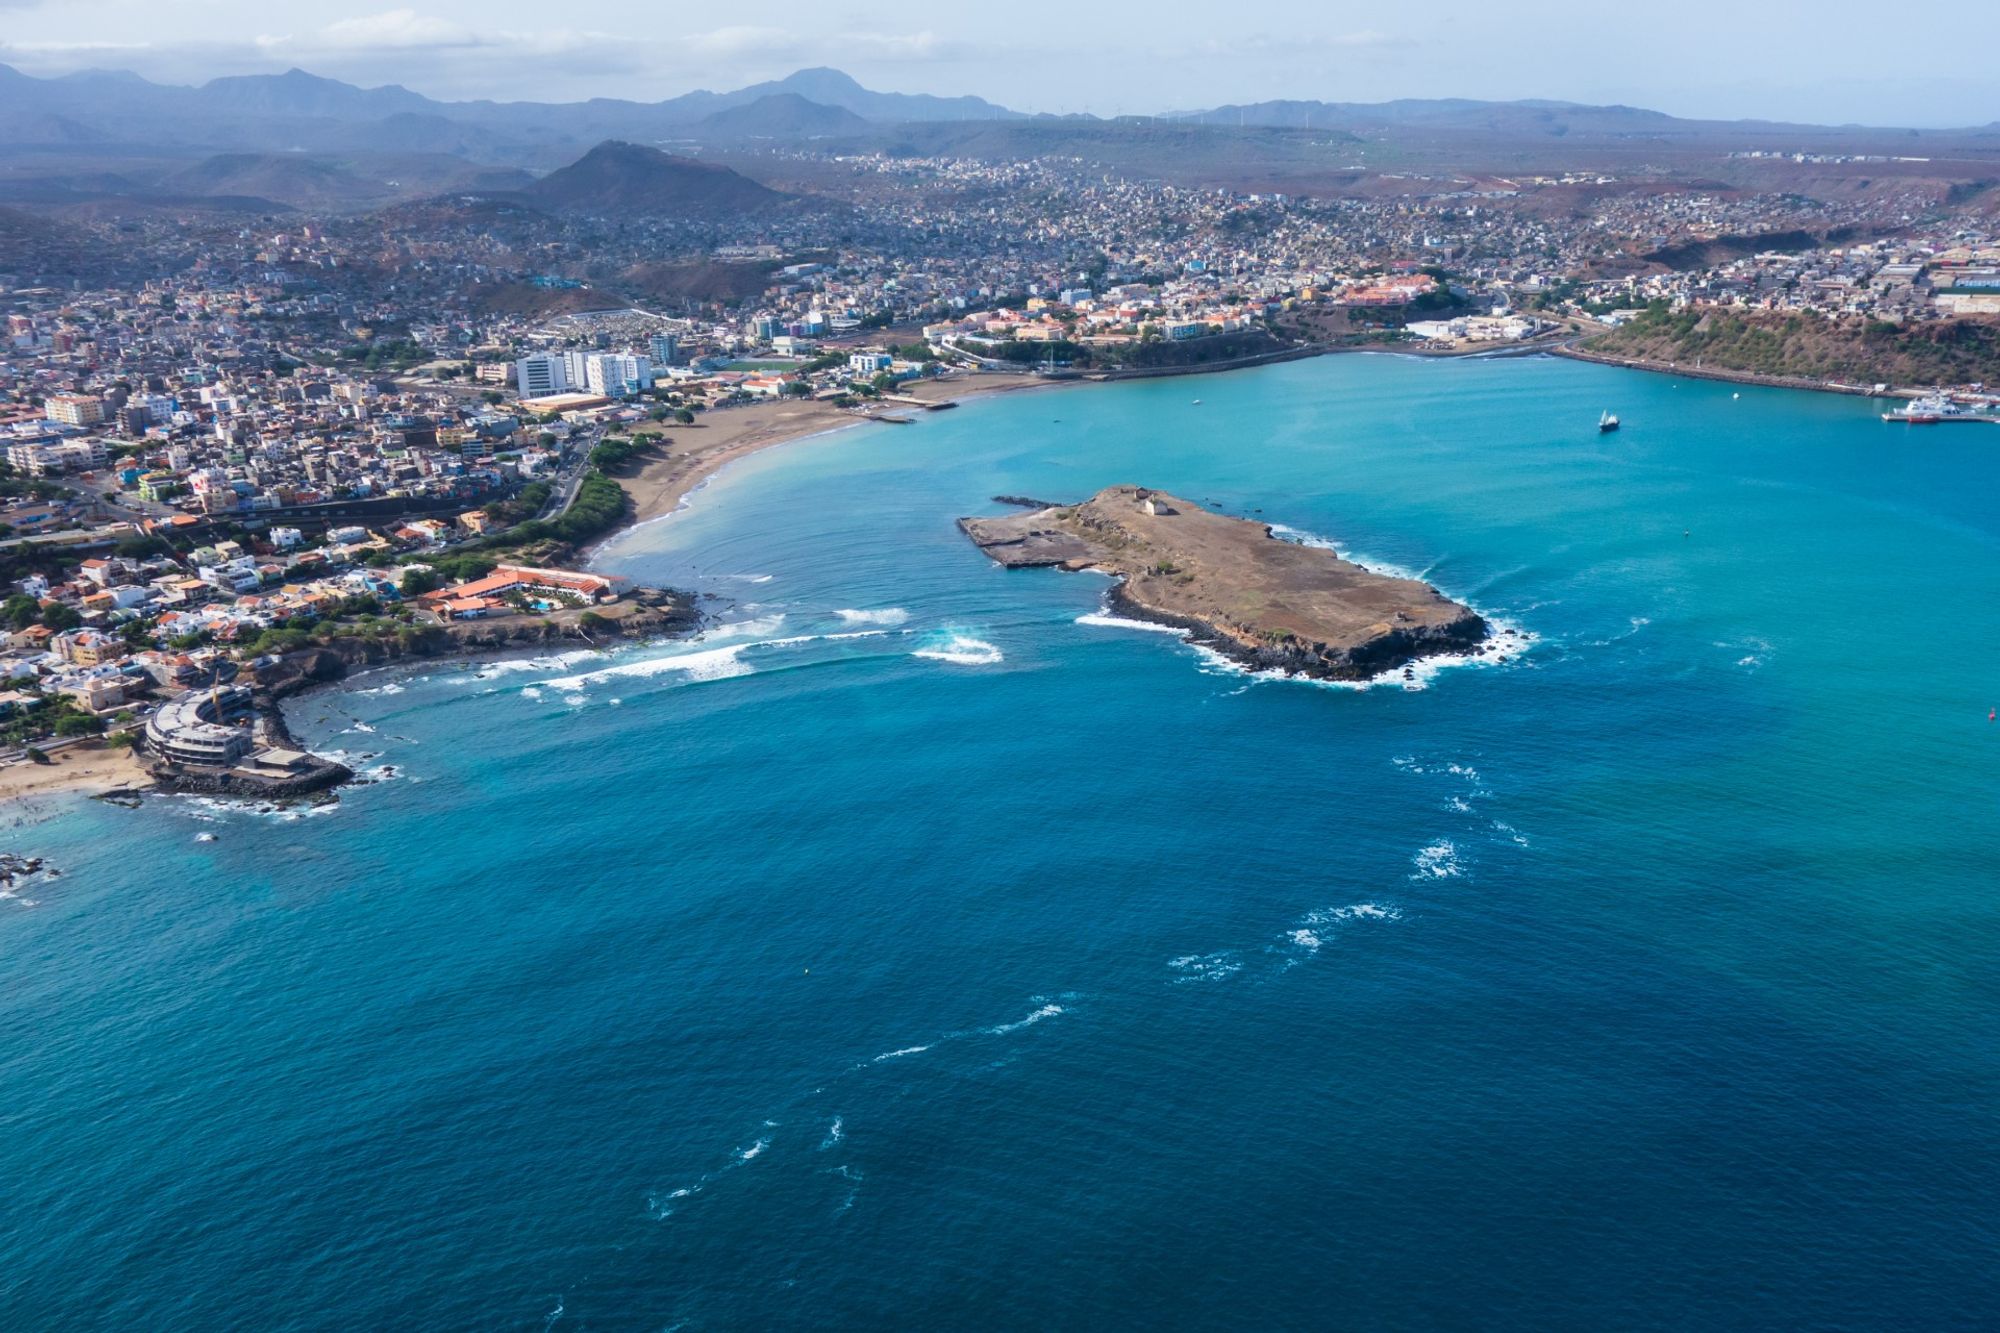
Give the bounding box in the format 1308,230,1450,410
835,607,910,627
819,1117,845,1150
988,1002,1063,1035
1288,929,1322,951
1075,611,1187,635
1168,951,1244,982
913,634,1002,666
1410,841,1464,879
871,1044,931,1062
736,1137,770,1162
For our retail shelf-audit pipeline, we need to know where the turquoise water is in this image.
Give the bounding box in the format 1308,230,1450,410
4,355,1998,1329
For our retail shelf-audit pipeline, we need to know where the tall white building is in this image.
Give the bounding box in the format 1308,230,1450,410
515,353,570,397
585,354,652,398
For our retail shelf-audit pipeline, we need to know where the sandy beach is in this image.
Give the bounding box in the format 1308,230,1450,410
615,371,1054,528
0,742,153,810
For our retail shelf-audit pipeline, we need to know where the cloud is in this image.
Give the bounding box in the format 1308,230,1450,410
255,8,491,57
1200,29,1412,57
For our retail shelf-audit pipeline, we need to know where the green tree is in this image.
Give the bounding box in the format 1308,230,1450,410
40,602,82,632
2,594,40,630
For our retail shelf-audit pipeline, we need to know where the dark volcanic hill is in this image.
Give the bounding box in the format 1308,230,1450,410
519,141,792,217
693,93,870,140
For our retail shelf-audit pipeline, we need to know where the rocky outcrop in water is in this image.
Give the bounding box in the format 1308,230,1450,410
961,486,1488,682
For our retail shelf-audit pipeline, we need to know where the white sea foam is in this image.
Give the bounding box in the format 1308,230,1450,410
1411,841,1464,879
355,681,405,697
736,1137,770,1162
835,607,910,627
1288,929,1323,952
344,721,376,734
819,1117,845,1150
520,686,543,701
1075,611,1187,635
988,1002,1063,1035
647,1184,700,1220
913,634,1002,666
1260,522,1540,689
708,613,787,640
1169,951,1245,983
872,1044,931,1062
1492,820,1531,848
723,573,775,584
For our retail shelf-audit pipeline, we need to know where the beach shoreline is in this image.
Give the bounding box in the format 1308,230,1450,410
609,371,1059,536
0,742,153,814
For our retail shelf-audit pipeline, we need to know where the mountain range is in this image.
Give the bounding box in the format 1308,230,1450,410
1,63,1995,217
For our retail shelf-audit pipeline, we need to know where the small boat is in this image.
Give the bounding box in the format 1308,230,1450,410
1191,398,1203,406
1598,410,1621,433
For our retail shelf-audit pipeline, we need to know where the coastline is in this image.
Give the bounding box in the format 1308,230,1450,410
1551,342,1906,398
611,371,1058,534
0,743,152,813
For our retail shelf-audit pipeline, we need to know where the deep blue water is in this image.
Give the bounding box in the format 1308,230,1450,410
4,355,1998,1330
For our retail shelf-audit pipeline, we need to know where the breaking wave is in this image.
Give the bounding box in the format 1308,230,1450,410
1411,841,1465,879
987,1003,1063,1035
913,633,1003,666
1076,611,1187,635
835,607,910,627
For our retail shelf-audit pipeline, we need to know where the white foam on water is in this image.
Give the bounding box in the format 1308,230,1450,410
1261,522,1541,689
988,1003,1063,1035
344,721,376,734
647,1184,700,1220
1411,841,1464,879
1492,820,1531,848
355,681,405,697
707,613,787,640
1076,611,1187,635
454,649,601,684
564,694,587,707
835,607,910,627
913,634,1002,666
1169,951,1245,983
736,1137,770,1162
723,573,775,584
872,1044,931,1062
819,1117,845,1150
1288,929,1322,952
1302,902,1402,926
519,686,543,701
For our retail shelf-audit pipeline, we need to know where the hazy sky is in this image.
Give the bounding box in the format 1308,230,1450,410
2,0,1994,126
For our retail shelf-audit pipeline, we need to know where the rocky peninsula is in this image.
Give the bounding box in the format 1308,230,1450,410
959,486,1489,681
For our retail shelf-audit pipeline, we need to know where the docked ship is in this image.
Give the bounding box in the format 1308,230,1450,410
1882,394,1956,424
1598,410,1620,433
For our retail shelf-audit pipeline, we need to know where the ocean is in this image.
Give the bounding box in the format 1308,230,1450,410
4,354,1997,1329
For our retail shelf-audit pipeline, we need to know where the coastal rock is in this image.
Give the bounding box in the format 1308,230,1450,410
960,486,1487,682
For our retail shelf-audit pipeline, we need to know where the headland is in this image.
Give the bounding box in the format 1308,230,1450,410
959,486,1490,681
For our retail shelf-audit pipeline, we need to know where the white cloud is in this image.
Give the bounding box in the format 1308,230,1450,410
255,8,489,56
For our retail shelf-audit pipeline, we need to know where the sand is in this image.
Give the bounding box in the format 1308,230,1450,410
0,741,153,809
615,371,1053,529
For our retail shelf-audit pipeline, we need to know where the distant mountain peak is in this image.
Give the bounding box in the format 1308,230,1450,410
518,139,795,217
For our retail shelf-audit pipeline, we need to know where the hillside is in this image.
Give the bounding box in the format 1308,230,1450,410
694,94,871,139
519,141,793,217
1584,306,2000,387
